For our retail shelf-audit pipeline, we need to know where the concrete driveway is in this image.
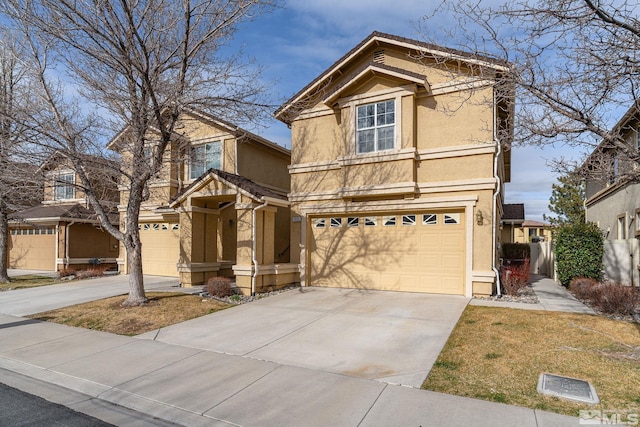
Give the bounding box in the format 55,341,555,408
137,287,469,388
0,274,182,316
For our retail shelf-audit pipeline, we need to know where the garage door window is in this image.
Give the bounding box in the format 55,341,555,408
444,213,460,224
347,217,359,227
402,215,416,226
313,218,326,228
364,217,377,226
330,218,342,228
383,216,396,226
422,214,437,225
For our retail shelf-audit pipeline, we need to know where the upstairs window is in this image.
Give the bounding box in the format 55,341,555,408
55,173,75,200
190,141,221,180
356,100,395,153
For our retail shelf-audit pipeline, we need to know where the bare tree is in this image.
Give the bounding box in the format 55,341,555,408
421,0,640,179
0,30,44,283
2,0,278,305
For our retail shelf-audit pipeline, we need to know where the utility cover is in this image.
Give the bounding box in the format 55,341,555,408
537,373,600,404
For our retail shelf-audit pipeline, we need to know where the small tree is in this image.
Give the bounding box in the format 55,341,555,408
555,222,604,287
543,170,585,226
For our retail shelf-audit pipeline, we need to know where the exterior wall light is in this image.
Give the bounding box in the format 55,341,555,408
476,210,484,225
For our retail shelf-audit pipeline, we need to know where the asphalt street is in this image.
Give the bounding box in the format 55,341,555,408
0,381,115,427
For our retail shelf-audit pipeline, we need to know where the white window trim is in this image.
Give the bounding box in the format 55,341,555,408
53,170,76,201
188,140,223,181
347,91,403,156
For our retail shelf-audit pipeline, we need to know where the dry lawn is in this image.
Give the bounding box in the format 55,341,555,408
423,306,640,416
0,275,59,291
29,292,231,336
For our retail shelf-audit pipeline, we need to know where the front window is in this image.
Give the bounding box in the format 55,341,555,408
55,173,75,200
190,141,221,179
356,100,395,153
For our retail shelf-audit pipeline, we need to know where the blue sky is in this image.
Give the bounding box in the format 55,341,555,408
225,0,586,222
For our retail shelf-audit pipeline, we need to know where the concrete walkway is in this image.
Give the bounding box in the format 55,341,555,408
530,275,595,314
470,274,595,314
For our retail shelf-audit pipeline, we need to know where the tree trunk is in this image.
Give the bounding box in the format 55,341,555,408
0,208,9,283
122,235,147,306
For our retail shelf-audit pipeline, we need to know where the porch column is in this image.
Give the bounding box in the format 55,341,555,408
178,199,220,286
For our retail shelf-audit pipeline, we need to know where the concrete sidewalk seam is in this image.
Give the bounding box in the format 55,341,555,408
201,364,285,414
356,383,388,427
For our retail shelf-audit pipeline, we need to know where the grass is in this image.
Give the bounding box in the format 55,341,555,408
422,306,640,416
0,275,59,291
28,292,232,336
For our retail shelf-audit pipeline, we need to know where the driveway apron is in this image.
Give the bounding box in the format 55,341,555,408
136,287,469,388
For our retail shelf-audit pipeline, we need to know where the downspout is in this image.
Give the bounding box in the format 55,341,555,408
252,200,269,296
493,142,502,297
54,225,59,271
492,90,502,297
65,221,76,269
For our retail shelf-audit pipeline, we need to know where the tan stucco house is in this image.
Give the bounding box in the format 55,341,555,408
9,154,120,271
110,109,296,295
276,32,513,297
501,204,553,243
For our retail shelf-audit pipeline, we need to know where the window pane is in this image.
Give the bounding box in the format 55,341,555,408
191,142,221,179
383,216,396,226
357,129,375,153
313,218,326,228
444,213,460,224
364,217,377,226
55,173,75,200
402,215,416,225
347,217,359,227
377,126,394,151
330,218,342,228
422,214,437,225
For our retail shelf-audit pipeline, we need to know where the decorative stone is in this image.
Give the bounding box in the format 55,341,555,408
537,373,599,404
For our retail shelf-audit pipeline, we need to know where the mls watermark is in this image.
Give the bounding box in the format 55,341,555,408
580,410,639,425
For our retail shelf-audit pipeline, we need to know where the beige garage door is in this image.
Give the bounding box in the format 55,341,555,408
140,222,180,277
9,227,56,270
309,211,465,294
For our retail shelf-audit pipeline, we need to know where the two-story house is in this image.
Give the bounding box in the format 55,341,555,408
276,32,513,296
9,153,120,271
585,103,640,241
584,103,640,286
109,108,296,294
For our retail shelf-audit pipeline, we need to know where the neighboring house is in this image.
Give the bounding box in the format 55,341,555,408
109,109,295,294
521,220,553,243
500,203,525,243
275,32,513,296
9,154,120,271
585,103,640,286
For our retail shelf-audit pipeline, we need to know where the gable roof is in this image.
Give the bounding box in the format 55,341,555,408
275,31,509,124
170,169,289,208
502,203,525,222
11,203,119,224
106,107,290,157
523,219,551,228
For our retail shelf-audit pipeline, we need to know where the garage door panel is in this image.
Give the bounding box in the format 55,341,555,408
140,223,179,277
310,211,465,295
9,230,56,270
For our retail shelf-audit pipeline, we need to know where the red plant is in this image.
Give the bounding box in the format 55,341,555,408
501,258,531,296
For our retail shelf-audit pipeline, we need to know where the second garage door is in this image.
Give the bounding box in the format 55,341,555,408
140,222,180,277
308,211,465,295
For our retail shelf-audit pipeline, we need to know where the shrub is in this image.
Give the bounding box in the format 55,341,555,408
206,277,235,297
554,222,604,287
590,282,640,316
501,258,531,295
75,265,109,280
568,277,599,300
502,243,531,261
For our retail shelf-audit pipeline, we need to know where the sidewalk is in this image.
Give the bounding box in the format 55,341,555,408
0,312,578,427
470,274,595,314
